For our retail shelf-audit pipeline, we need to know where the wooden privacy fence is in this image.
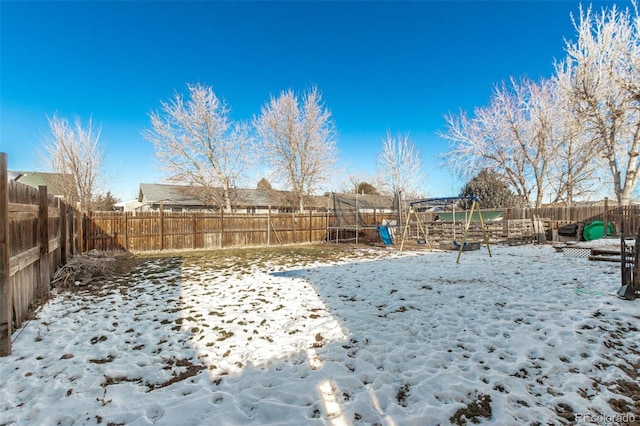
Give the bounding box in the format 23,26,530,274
85,209,330,252
1,154,81,355
85,204,640,253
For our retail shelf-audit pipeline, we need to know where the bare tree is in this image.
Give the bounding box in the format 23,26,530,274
254,86,337,211
376,131,423,198
143,83,252,212
40,114,104,211
555,3,640,205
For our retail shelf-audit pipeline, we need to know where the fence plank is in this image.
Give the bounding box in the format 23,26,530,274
0,153,11,356
60,199,67,265
38,186,50,299
9,246,40,277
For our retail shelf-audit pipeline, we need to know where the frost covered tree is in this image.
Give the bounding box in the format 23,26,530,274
555,3,640,205
545,85,604,205
40,114,104,211
143,83,252,212
377,131,423,197
440,77,559,207
254,87,337,212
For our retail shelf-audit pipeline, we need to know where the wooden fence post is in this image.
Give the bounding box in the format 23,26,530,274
76,202,83,254
72,203,78,256
292,212,296,244
59,198,67,265
267,207,271,246
191,213,196,250
124,212,129,250
159,202,164,251
67,200,74,256
87,210,94,251
38,186,50,299
0,153,12,356
219,209,224,248
309,210,313,243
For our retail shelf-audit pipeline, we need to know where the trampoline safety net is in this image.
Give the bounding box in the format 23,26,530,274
328,192,400,243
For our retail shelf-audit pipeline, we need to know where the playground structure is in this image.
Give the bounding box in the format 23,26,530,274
326,192,400,244
327,192,540,249
400,196,493,263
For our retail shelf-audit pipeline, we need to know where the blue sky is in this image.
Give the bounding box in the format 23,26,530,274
0,0,624,201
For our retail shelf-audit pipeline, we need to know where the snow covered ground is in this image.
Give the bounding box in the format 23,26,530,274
0,244,639,425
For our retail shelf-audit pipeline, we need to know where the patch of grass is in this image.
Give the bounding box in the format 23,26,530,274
450,393,492,425
312,333,324,349
217,330,234,341
90,335,107,345
146,357,206,391
396,383,411,407
90,354,116,364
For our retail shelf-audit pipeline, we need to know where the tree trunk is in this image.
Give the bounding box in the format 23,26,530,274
223,179,232,213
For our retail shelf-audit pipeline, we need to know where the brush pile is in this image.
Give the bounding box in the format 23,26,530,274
51,250,124,288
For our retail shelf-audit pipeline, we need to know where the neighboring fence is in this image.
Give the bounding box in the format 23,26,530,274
413,202,640,240
1,154,81,355
504,202,640,238
400,219,534,244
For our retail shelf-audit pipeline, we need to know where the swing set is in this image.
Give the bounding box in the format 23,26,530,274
399,196,493,263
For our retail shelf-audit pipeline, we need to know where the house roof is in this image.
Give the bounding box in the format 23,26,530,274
10,171,77,198
138,183,329,209
138,183,203,206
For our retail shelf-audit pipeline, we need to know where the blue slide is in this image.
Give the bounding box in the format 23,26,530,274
377,225,394,245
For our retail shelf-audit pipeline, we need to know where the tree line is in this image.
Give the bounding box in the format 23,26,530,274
40,85,424,212
441,3,640,207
